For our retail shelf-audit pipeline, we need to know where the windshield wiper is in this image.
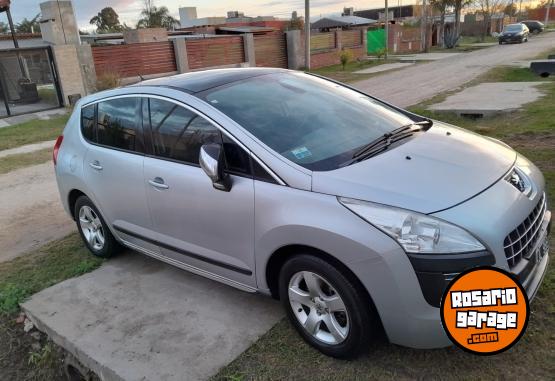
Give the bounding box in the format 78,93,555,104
340,121,430,168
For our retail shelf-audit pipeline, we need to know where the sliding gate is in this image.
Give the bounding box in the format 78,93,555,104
0,46,62,118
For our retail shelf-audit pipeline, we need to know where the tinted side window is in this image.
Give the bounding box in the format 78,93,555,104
252,160,279,184
97,98,142,152
222,135,251,175
81,104,95,142
149,99,221,164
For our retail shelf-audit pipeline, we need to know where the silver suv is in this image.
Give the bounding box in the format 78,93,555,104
54,69,551,358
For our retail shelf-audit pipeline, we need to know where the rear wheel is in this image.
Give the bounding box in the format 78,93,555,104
279,254,375,358
74,196,121,258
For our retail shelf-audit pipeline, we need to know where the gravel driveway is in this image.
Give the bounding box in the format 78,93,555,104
1,33,554,262
0,162,74,263
352,32,555,107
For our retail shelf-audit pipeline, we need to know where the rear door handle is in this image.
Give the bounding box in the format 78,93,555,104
148,177,169,190
89,161,103,170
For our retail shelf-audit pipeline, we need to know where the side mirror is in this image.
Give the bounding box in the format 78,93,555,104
199,143,231,192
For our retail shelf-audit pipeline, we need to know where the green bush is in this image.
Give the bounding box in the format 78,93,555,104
96,71,121,91
339,49,354,70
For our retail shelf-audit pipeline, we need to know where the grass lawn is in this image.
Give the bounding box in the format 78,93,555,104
310,59,400,83
0,148,52,175
0,234,103,380
0,114,69,151
213,67,555,380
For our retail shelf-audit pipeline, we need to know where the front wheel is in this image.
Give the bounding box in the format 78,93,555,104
279,254,375,358
74,195,121,258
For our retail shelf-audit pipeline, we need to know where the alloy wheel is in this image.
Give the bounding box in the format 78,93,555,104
288,271,350,344
79,205,105,251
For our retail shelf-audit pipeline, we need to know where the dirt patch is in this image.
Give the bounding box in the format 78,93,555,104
0,313,65,381
504,132,555,150
0,162,75,263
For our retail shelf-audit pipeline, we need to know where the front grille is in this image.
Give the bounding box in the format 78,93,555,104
504,193,547,268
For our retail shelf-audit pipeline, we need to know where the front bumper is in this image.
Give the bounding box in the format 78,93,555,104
499,35,524,43
351,210,550,350
351,159,551,349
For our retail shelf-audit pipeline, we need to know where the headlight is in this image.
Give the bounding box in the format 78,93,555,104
339,198,486,254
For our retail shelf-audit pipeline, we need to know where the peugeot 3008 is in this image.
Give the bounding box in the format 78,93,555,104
54,69,551,358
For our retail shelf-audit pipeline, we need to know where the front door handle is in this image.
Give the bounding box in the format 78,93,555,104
148,177,169,190
89,161,103,170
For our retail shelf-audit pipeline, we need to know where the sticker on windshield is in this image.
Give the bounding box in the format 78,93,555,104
291,147,312,160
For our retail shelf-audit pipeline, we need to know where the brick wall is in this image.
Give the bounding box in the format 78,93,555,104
311,47,365,69
308,30,365,69
387,25,425,53
527,7,555,21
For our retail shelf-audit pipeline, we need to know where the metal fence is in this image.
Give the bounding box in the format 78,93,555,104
0,46,61,118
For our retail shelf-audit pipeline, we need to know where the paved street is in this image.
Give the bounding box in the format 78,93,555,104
352,32,555,108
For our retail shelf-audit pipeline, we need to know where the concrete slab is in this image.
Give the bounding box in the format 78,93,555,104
0,140,55,158
394,53,462,61
428,82,548,116
505,60,534,68
353,62,414,74
463,42,497,47
0,107,68,128
22,252,283,381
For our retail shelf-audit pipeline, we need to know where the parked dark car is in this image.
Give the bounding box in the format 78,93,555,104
521,20,545,34
499,23,529,44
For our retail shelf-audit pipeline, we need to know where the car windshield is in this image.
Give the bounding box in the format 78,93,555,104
504,24,522,32
199,73,416,171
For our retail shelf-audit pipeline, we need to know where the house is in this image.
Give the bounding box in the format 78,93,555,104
354,5,417,21
311,15,376,32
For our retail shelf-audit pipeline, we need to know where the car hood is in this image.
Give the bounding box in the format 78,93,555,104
311,123,516,214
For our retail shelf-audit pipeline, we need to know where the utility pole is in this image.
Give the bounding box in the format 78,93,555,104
421,0,428,52
545,0,553,26
385,0,389,59
305,0,310,70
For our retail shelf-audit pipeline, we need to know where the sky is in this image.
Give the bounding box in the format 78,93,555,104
4,0,405,31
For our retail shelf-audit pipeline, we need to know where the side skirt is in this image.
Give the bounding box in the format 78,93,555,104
120,238,258,294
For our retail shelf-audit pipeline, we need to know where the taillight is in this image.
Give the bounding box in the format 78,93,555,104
53,135,63,166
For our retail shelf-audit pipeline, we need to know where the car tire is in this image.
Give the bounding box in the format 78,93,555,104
279,254,375,359
74,195,121,258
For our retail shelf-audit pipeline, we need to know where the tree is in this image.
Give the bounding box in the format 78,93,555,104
0,21,8,33
286,17,304,31
16,14,40,33
137,0,178,30
444,0,472,48
474,0,508,41
430,0,452,48
504,2,518,16
90,7,127,33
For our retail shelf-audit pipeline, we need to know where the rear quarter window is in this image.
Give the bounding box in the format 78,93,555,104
81,104,95,142
97,98,143,152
